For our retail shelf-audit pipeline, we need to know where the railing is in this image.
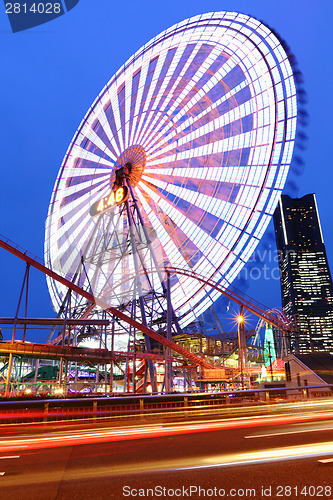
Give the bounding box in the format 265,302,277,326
0,385,332,425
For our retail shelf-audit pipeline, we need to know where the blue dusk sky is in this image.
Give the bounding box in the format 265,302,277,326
1,0,332,340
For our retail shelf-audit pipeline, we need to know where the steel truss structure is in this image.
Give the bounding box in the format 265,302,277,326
0,233,296,396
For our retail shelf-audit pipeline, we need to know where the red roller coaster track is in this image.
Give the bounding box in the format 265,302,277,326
0,236,214,369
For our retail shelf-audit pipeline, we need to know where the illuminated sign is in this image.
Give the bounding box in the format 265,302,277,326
90,186,128,217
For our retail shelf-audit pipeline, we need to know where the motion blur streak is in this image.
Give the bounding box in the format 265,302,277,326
1,410,333,452
245,426,333,438
3,440,333,482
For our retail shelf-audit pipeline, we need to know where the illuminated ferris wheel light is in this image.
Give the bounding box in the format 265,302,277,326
45,11,297,327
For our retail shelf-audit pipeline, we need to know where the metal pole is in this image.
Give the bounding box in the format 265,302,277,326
165,272,173,393
22,264,30,343
132,289,137,394
4,353,13,398
125,185,157,393
110,316,115,394
133,342,136,394
237,305,246,390
59,357,63,386
12,264,29,344
123,323,131,394
268,341,273,381
132,291,137,394
103,310,108,396
61,290,71,348
128,178,184,339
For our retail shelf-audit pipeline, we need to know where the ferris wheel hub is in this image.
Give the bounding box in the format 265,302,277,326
113,145,146,189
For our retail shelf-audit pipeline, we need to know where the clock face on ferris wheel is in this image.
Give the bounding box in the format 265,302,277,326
45,11,297,326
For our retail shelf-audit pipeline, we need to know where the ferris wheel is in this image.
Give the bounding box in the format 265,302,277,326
45,11,297,328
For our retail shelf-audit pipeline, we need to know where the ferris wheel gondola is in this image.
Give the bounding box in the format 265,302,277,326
45,11,297,328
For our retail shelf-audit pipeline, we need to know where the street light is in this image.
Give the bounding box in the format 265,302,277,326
237,306,246,390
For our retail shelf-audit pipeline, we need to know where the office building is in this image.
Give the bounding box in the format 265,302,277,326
273,194,333,352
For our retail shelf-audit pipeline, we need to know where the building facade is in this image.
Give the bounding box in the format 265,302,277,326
273,194,333,352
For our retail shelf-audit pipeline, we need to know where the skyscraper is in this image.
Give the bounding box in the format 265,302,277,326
273,194,333,353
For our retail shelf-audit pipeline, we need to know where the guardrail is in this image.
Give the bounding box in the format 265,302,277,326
0,385,332,425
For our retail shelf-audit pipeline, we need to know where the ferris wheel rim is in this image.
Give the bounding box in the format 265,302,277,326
45,11,297,325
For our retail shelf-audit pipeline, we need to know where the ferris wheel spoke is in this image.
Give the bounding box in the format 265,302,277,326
146,131,253,170
163,47,228,120
127,67,142,147
147,58,244,152
141,177,229,223
130,56,161,147
148,112,254,166
64,167,112,180
70,146,116,168
56,187,110,237
94,107,122,158
148,90,253,159
135,51,182,140
80,124,118,162
120,78,132,151
59,179,107,209
78,137,115,164
145,79,251,158
135,42,214,147
143,164,247,184
143,174,240,206
130,48,178,147
176,80,252,133
138,181,227,261
140,48,228,151
59,174,110,200
135,188,195,273
129,56,155,146
102,99,124,154
132,44,195,146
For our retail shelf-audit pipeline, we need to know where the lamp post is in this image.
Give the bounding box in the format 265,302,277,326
237,306,246,390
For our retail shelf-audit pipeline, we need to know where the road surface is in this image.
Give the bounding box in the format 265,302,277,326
1,400,333,499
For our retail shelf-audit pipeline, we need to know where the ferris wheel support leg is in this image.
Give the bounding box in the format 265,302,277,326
165,273,173,393
138,295,158,393
132,300,137,395
110,316,115,394
125,197,157,394
128,181,183,333
237,305,247,390
123,327,131,394
127,181,167,288
102,311,108,396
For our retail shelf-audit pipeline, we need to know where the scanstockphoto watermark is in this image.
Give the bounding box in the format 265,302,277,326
3,0,80,33
123,485,257,497
236,247,298,282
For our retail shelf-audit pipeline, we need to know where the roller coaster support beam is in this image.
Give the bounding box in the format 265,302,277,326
0,236,214,370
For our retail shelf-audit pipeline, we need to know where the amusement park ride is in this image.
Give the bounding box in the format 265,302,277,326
0,11,298,396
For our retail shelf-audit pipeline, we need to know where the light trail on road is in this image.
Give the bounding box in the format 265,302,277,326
1,404,333,497
1,409,333,453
